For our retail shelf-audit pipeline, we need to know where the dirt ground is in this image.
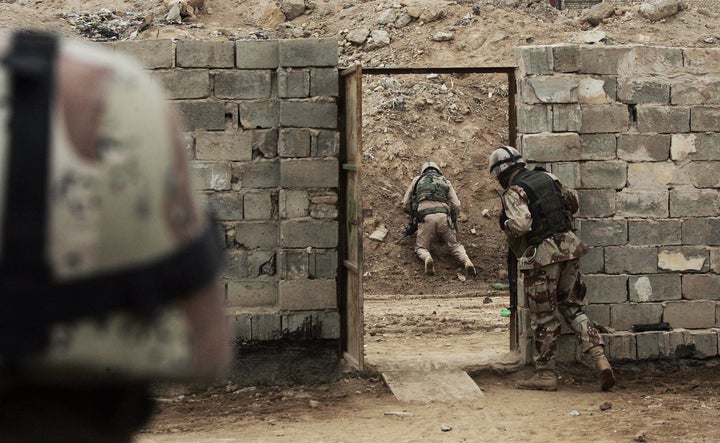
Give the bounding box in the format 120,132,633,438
2,0,720,441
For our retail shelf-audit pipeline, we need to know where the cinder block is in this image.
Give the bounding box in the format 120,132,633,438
617,133,670,161
605,246,658,274
616,189,668,218
515,45,553,75
244,191,275,220
578,76,613,104
659,329,689,358
280,101,337,129
682,133,720,161
578,219,627,247
215,71,272,99
280,190,309,219
627,162,680,188
234,221,279,249
711,248,720,273
525,76,579,104
629,219,681,246
637,105,690,133
312,130,340,157
236,40,279,69
636,331,663,359
310,68,339,97
279,128,311,157
313,311,341,339
232,160,280,188
658,246,709,272
196,131,253,161
192,162,232,191
247,250,277,278
280,159,338,187
671,81,720,105
617,81,670,104
682,274,720,301
584,303,611,329
152,70,209,99
114,40,174,69
229,313,252,341
632,46,683,71
278,69,310,98
610,302,663,331
580,46,632,75
683,218,720,246
279,39,338,67
222,250,248,279
207,192,243,221
670,189,720,217
691,106,720,131
688,162,720,188
227,280,278,307
580,134,616,160
580,247,604,274
551,44,580,73
280,220,338,248
584,274,628,303
516,104,552,133
664,300,716,329
552,104,581,132
629,274,681,302
282,312,313,337
683,48,720,75
175,101,226,131
310,249,338,279
279,279,337,310
177,41,235,68
522,133,581,162
579,161,627,190
602,331,636,361
550,163,580,188
580,104,630,133
686,329,718,358
279,249,309,279
239,100,279,129
577,189,615,217
252,313,282,340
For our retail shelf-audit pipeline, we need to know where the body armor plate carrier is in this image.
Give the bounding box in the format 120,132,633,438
411,171,450,220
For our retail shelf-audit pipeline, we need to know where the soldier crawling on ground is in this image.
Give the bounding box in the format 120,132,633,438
401,161,476,276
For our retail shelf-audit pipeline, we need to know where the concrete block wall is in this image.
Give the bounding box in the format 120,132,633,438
112,39,340,343
515,44,720,362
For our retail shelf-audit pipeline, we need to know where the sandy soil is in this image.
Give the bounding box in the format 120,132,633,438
2,0,719,441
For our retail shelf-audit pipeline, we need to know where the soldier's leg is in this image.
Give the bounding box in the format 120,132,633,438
414,217,436,274
515,263,562,391
438,215,475,275
556,259,615,391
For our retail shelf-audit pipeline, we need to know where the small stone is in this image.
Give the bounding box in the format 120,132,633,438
440,424,452,432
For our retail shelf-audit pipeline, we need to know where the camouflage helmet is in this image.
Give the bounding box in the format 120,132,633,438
421,161,442,175
488,146,525,178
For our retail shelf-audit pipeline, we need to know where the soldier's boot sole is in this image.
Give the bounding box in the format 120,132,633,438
595,356,616,391
424,257,434,275
464,261,477,276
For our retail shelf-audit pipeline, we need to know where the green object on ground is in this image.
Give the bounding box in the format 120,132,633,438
491,282,510,290
500,308,511,317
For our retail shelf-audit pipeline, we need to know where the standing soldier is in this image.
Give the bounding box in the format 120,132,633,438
402,161,476,276
488,146,615,392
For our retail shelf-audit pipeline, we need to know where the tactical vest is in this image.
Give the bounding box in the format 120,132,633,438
412,172,450,220
511,168,573,247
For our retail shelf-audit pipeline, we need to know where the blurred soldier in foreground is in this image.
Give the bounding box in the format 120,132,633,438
489,146,615,392
0,30,231,441
402,161,476,276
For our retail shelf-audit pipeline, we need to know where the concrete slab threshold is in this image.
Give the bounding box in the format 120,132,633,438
367,350,523,403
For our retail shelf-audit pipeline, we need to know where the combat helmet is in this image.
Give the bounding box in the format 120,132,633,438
488,146,525,178
421,161,442,175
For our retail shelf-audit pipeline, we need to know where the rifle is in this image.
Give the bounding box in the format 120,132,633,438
396,216,418,244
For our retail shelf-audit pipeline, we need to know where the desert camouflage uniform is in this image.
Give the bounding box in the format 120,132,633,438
402,174,471,266
501,168,603,372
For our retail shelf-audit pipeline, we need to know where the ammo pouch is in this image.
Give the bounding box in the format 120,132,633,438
0,31,227,383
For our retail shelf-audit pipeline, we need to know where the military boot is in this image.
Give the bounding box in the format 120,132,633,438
589,346,615,391
515,369,558,391
424,257,435,275
464,259,477,276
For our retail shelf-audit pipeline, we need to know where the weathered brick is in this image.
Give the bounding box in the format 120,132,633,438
674,133,720,161
247,250,277,278
683,48,720,74
313,130,340,157
670,189,720,217
310,249,338,279
281,220,338,248
603,331,636,360
580,46,632,75
525,76,579,104
658,246,709,272
234,222,279,249
232,160,280,189
577,189,615,217
227,281,277,307
278,69,310,98
279,190,309,219
252,313,282,340
578,76,614,104
686,329,718,358
192,162,232,191
627,162,679,188
617,133,670,161
550,163,580,188
207,193,243,220
691,106,720,131
280,159,338,187
152,70,209,99
515,45,553,75
628,219,681,246
578,219,627,246
580,247,604,274
215,71,272,99
617,81,670,104
244,191,275,220
551,44,580,73
280,101,337,129
711,248,720,273
637,105,690,133
580,104,630,133
664,300,716,329
631,46,683,71
585,303,610,328
175,101,226,131
689,162,720,188
310,68,339,97
229,313,252,341
579,161,627,189
239,100,279,129
279,39,338,67
616,189,668,218
279,279,337,310
636,331,663,359
196,131,253,161
251,129,279,159
552,104,581,132
605,246,658,274
312,311,341,339
516,104,552,133
279,249,309,279
114,40,174,69
611,302,663,331
222,250,248,279
683,218,720,246
629,274,681,302
279,128,311,157
585,274,628,303
177,41,235,68
580,134,616,160
682,274,720,301
671,80,720,105
236,40,279,69
522,133,581,162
